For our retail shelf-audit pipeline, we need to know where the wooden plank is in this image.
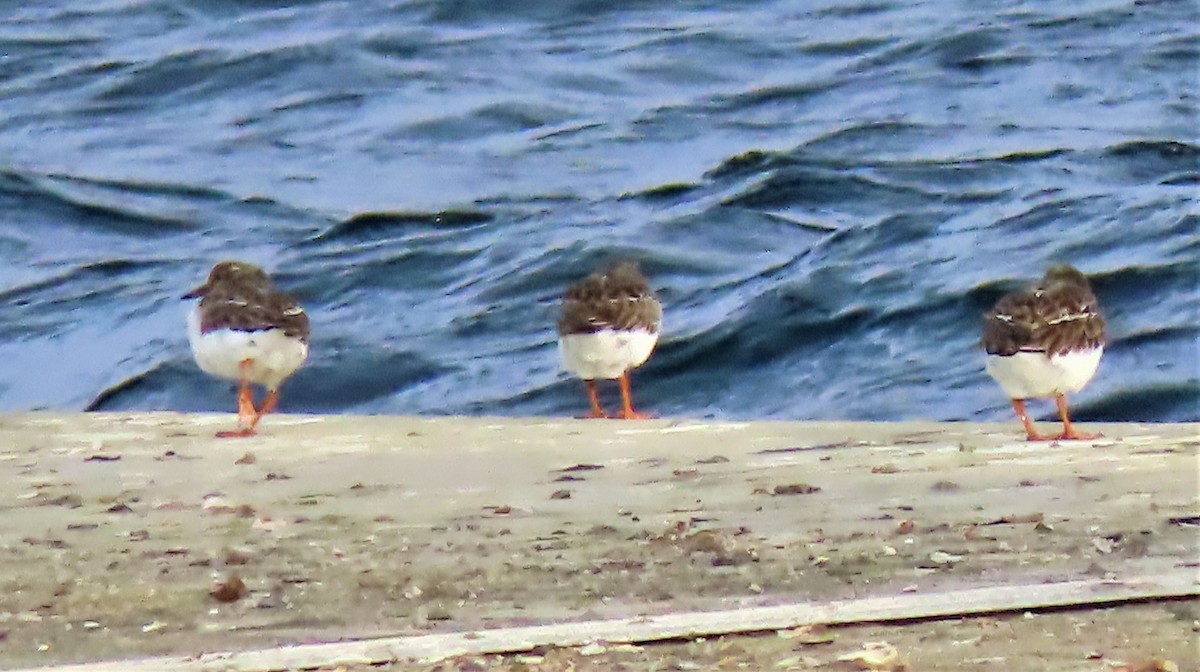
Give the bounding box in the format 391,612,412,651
15,570,1197,672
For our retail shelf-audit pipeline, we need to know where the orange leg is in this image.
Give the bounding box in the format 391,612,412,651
1011,399,1054,441
616,372,652,420
216,361,259,438
237,388,278,434
1055,394,1100,440
580,380,607,419
258,389,280,417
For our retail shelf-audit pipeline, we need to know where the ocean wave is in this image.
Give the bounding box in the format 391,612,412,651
0,0,1194,421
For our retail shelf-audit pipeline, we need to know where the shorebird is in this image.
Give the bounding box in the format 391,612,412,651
982,264,1105,441
183,261,309,438
557,261,662,419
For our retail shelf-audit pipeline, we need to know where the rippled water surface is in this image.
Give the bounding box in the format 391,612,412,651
1,0,1197,422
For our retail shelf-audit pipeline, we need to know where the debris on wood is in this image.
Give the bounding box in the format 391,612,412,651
1113,660,1179,672
772,483,821,496
557,464,604,473
777,624,835,645
836,641,903,670
927,551,963,566
209,574,247,603
983,512,1044,525
579,642,607,656
696,455,730,464
202,494,237,514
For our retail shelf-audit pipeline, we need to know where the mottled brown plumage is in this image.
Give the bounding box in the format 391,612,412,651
183,261,310,341
557,261,662,336
982,265,1105,357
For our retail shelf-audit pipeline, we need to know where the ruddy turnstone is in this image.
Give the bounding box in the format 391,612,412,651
183,261,309,438
557,261,662,419
982,264,1105,441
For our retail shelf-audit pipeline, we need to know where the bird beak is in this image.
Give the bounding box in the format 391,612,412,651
182,284,207,300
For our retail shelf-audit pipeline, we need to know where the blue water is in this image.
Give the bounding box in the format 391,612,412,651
0,0,1196,422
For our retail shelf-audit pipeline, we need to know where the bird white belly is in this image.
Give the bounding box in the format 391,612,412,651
559,329,658,380
187,307,308,390
985,347,1102,400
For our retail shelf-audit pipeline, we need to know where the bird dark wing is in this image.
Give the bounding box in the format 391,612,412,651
982,283,1104,357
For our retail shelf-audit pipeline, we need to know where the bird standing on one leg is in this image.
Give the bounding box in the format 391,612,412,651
982,264,1105,441
557,262,662,420
183,261,310,438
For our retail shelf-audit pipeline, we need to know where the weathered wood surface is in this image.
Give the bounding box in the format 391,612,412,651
14,571,1197,672
0,414,1196,670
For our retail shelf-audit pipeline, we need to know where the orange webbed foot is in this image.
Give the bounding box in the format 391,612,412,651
1011,399,1054,442
224,368,259,438
1056,429,1102,441
579,380,608,419
614,373,653,420
1023,431,1058,442
220,365,268,438
1053,395,1099,441
216,427,258,439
